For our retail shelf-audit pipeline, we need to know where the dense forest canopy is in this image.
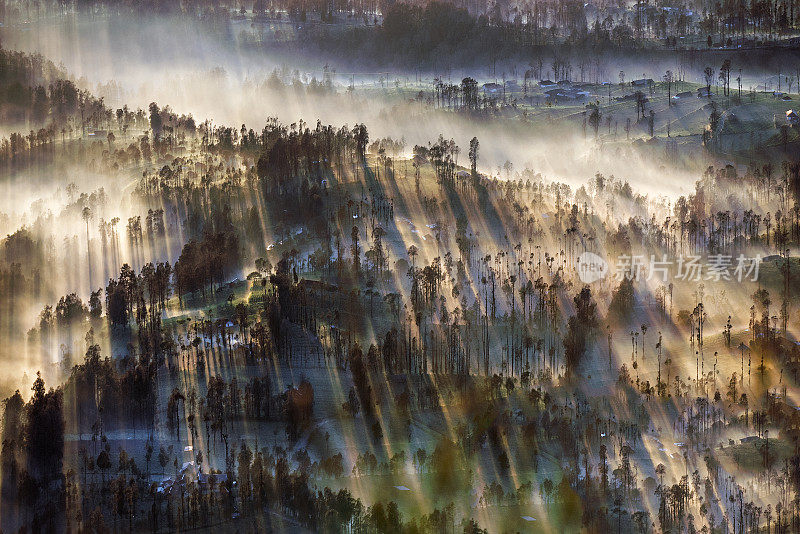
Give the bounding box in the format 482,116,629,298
0,4,798,534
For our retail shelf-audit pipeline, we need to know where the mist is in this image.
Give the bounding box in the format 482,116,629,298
0,6,798,534
1,11,710,200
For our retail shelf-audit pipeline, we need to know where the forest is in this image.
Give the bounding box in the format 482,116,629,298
0,0,798,533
